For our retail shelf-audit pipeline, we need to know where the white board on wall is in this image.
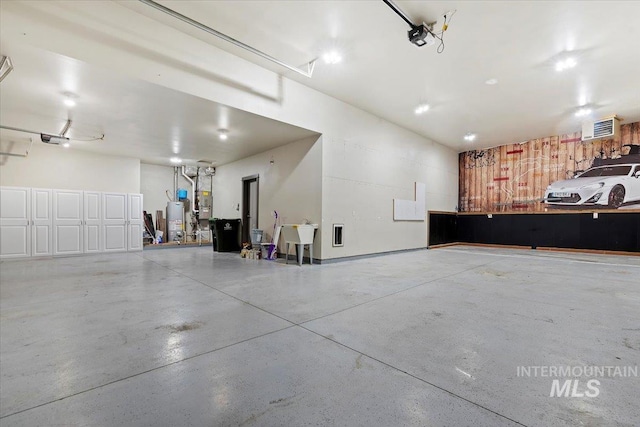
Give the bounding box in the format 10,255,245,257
393,182,425,221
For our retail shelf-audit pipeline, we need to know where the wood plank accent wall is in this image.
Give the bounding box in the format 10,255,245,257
459,122,640,212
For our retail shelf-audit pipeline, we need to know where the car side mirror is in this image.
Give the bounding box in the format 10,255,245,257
634,171,640,178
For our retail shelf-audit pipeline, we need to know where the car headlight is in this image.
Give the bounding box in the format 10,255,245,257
581,182,605,189
585,193,603,203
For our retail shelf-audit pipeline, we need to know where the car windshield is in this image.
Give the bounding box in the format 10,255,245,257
579,166,632,177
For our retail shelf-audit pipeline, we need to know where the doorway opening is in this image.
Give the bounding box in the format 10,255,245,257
242,175,259,244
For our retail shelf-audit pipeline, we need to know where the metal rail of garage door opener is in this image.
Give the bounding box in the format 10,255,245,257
138,0,317,78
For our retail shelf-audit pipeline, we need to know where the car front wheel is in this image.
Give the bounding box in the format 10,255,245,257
608,185,625,208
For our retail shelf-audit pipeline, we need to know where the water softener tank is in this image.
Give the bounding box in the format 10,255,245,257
166,201,184,241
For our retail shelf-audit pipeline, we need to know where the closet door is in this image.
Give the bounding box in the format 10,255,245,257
0,187,31,259
31,188,52,257
103,192,127,252
53,190,83,255
127,193,143,251
84,191,101,253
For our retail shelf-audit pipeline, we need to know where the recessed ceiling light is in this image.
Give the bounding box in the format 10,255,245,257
485,78,498,85
62,142,70,148
414,104,430,115
555,57,577,72
170,157,182,164
64,98,76,107
218,129,229,140
464,133,477,142
575,107,592,117
322,50,342,65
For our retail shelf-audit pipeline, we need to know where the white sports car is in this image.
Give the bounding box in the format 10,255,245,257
544,163,640,208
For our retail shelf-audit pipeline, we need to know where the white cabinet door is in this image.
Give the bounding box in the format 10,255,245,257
84,191,101,253
127,193,143,251
31,188,52,257
0,187,31,259
53,190,83,255
103,192,127,252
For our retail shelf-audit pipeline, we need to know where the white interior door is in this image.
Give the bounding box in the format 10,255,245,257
53,190,83,255
127,193,143,251
0,187,31,259
84,191,101,253
31,188,52,257
103,192,127,252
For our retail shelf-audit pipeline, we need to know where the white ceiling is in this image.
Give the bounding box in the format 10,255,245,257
122,0,640,150
0,45,318,166
1,0,640,161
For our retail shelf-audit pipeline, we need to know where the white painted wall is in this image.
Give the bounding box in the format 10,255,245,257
140,163,175,216
322,121,458,258
3,2,459,259
212,136,322,254
0,142,140,193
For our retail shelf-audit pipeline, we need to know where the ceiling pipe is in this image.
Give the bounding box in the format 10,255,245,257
0,124,69,145
137,0,316,78
0,56,14,83
0,124,43,135
0,138,34,158
59,119,72,137
0,123,103,142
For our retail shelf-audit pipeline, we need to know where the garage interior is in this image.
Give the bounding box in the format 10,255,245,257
1,1,639,426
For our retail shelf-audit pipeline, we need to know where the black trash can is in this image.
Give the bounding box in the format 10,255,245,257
213,219,241,252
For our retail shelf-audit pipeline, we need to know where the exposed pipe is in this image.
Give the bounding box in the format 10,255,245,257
0,152,27,157
0,124,43,135
0,137,34,158
59,119,72,137
173,166,179,202
181,165,196,213
137,0,317,78
194,166,200,216
195,166,201,246
0,56,14,83
1,123,104,142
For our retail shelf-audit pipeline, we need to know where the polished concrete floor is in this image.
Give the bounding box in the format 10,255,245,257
1,246,639,426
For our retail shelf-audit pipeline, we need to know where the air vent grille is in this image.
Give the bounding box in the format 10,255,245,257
581,116,620,142
593,119,614,138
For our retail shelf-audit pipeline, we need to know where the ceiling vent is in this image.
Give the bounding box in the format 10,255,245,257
581,116,620,142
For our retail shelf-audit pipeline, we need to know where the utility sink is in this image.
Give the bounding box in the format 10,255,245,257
281,224,318,265
281,224,318,244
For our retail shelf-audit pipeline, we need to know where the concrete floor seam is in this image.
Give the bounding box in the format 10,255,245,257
298,259,500,326
153,255,499,333
146,256,528,425
296,324,530,427
4,248,637,425
139,255,298,327
438,248,640,268
138,250,499,331
0,324,297,420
